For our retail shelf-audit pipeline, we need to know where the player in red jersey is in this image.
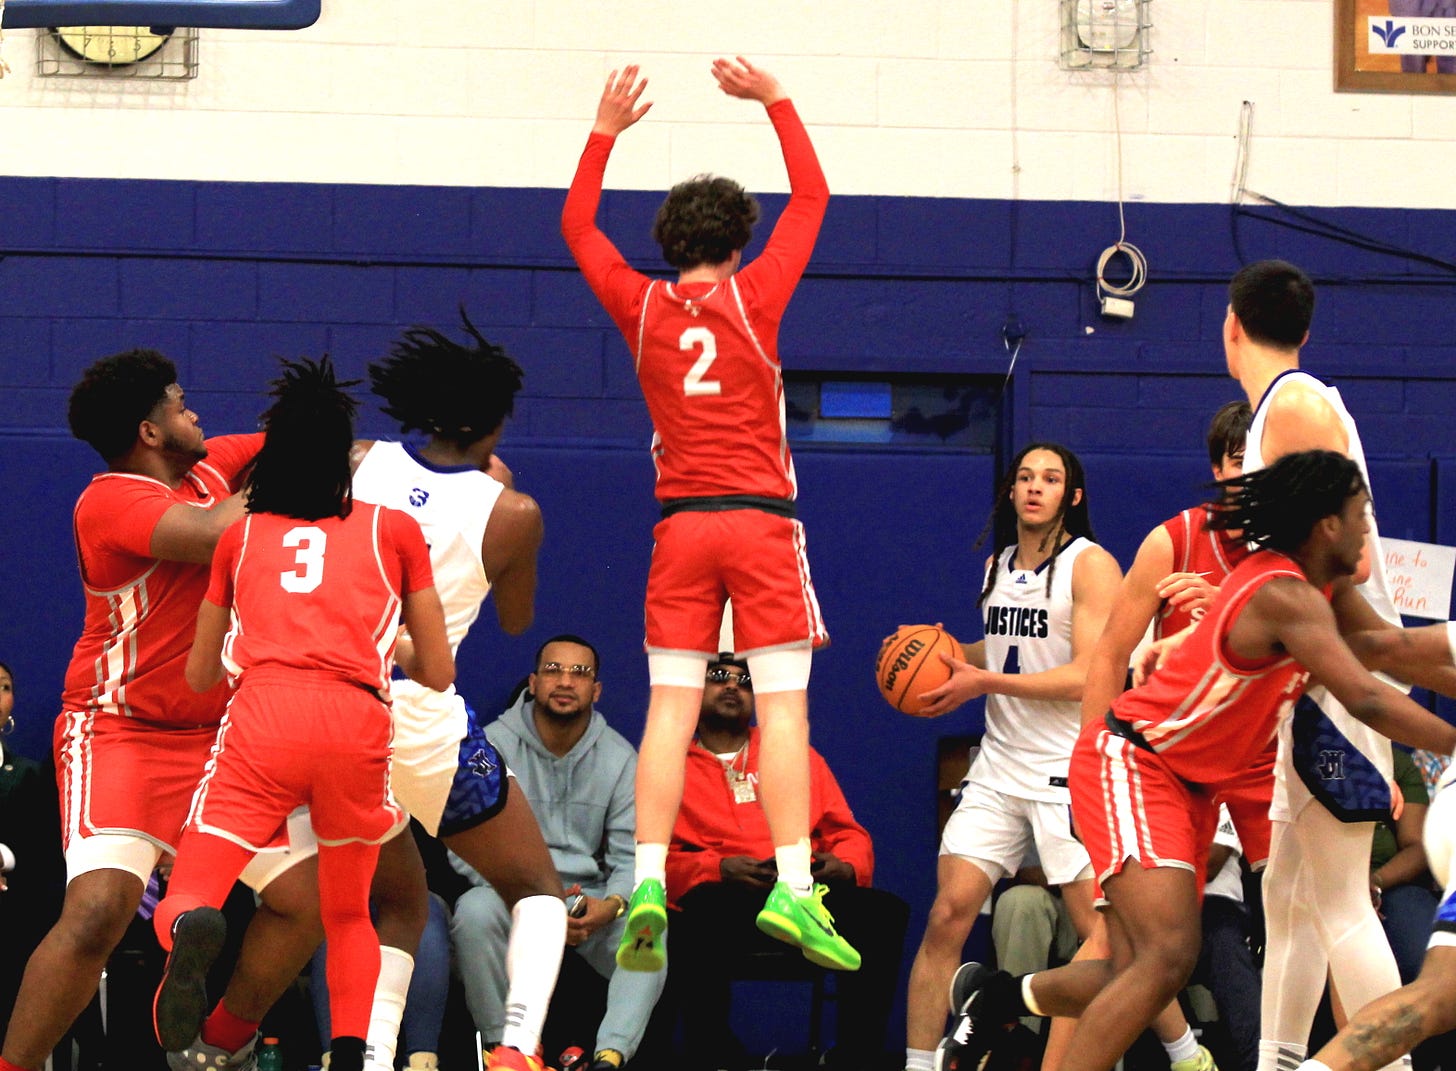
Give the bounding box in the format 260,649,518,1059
936,451,1456,1071
150,358,453,1071
562,58,858,975
1084,401,1276,868
0,351,323,1071
1016,402,1253,1071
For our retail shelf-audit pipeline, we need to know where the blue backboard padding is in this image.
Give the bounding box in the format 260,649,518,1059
1,0,319,29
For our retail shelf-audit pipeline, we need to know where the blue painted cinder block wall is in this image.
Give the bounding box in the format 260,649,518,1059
4,176,1455,1043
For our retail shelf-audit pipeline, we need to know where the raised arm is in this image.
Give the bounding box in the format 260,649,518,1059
723,57,829,314
561,66,652,324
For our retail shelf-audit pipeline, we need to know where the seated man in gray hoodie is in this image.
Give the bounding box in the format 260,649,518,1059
450,635,664,1071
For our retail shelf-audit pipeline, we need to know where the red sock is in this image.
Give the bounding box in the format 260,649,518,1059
0,1057,35,1071
200,1002,259,1054
318,841,382,1040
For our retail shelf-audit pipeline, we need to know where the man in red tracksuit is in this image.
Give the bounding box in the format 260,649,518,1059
664,655,908,1071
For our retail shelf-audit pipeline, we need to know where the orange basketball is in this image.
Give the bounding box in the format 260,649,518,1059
875,624,960,716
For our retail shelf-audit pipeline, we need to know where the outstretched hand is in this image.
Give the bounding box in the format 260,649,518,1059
593,65,653,137
711,56,786,105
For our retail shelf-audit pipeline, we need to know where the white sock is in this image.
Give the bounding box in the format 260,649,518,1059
1259,1040,1307,1071
1295,1062,1334,1071
905,1049,935,1071
1163,1026,1199,1064
775,839,813,894
499,894,567,1056
364,946,413,1071
634,843,668,885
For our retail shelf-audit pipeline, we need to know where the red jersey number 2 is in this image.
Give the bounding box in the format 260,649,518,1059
281,525,327,594
681,327,721,397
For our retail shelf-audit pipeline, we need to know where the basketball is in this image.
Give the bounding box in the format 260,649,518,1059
875,624,960,716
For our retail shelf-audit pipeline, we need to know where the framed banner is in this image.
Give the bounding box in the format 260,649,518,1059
1337,0,1456,93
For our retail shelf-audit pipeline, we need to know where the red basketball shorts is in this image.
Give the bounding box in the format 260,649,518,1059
1070,725,1219,898
188,677,402,850
1214,744,1276,869
644,508,828,655
54,711,220,853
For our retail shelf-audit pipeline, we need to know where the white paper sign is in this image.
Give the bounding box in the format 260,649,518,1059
1382,538,1455,621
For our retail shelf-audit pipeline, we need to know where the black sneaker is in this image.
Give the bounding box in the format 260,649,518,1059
934,962,1011,1071
153,907,228,1052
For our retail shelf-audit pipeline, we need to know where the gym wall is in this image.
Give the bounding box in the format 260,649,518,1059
3,0,1455,1042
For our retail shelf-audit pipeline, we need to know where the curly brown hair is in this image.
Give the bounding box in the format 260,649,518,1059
651,174,760,270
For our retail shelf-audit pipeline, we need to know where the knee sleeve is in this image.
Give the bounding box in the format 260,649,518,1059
1260,818,1329,1049
647,652,710,689
747,647,812,693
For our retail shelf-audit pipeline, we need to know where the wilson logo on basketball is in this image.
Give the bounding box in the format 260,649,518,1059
881,638,925,691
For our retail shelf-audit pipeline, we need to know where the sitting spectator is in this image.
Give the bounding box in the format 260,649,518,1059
1410,747,1451,802
450,635,663,1071
989,858,1078,1036
0,661,65,1044
1193,806,1261,1071
1372,747,1439,987
0,661,31,895
665,654,909,1071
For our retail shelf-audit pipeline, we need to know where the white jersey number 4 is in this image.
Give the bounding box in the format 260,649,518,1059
681,327,722,397
280,525,327,594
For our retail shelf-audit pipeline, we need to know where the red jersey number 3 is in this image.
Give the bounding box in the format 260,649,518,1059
281,526,327,594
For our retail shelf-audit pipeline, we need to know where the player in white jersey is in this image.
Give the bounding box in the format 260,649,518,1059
348,314,567,1071
900,443,1123,1071
1224,260,1405,1071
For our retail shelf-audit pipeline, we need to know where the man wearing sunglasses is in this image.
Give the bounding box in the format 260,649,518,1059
662,655,910,1071
449,635,665,1071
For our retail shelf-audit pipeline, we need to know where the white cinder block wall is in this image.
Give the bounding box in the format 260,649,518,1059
1,0,1452,207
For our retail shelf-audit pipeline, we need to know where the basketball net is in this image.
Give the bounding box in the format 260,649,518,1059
0,0,11,78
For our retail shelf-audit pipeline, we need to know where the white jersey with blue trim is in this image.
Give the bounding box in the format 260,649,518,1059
1245,369,1398,627
351,441,507,833
974,536,1093,803
1245,368,1397,811
352,440,504,657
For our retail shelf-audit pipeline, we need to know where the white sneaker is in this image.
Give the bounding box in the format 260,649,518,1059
167,1033,259,1071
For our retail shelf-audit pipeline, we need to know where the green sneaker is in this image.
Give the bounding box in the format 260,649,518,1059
1169,1046,1218,1071
614,878,667,972
754,882,861,971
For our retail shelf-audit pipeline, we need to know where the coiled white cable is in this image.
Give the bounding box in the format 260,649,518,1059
1097,240,1147,298
1097,72,1147,300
